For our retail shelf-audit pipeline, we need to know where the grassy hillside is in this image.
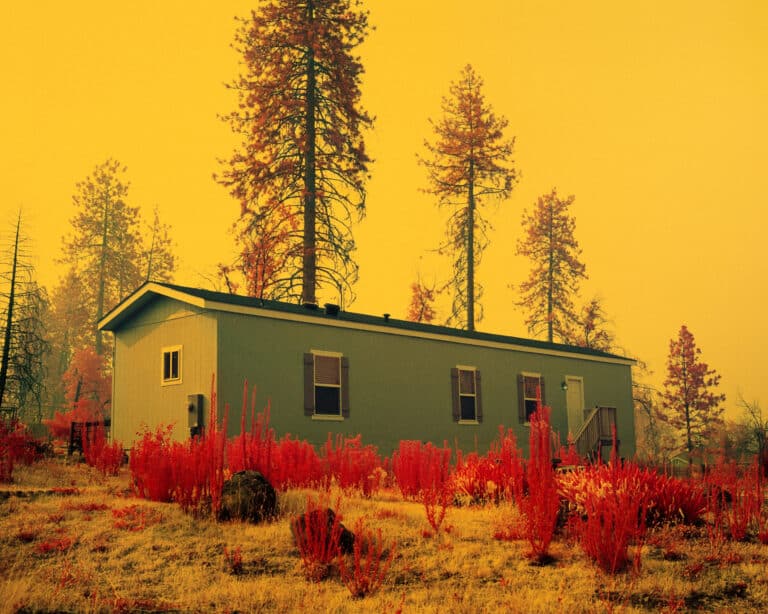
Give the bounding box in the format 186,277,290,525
1,459,768,613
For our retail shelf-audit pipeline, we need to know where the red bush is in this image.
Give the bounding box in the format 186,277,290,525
291,496,345,582
645,471,706,526
0,419,41,482
338,518,396,598
705,456,764,541
322,434,383,497
82,422,123,476
515,407,560,561
129,424,176,502
130,377,227,515
488,426,525,502
392,440,451,500
451,451,499,504
561,458,650,574
416,442,453,535
272,435,324,490
556,433,583,467
226,383,276,479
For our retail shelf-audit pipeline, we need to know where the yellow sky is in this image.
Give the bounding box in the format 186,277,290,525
1,1,767,417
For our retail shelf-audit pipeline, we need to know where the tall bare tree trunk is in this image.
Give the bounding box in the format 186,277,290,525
467,159,475,332
546,202,554,343
302,0,317,305
0,213,20,409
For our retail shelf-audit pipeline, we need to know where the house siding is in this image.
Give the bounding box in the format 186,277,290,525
111,298,217,447
214,310,635,456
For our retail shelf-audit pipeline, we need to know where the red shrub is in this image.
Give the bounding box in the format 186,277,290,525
130,377,226,515
561,458,650,574
226,383,276,479
515,407,560,561
129,424,176,502
645,472,707,526
391,440,422,499
556,433,583,467
418,443,453,535
705,456,764,541
759,515,768,545
338,518,396,598
291,496,345,582
452,451,502,505
0,419,41,482
82,422,123,476
171,398,228,515
392,440,451,500
487,426,525,502
323,434,383,497
272,435,324,490
422,481,452,535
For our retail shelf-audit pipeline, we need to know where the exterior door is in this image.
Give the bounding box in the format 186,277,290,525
565,376,584,437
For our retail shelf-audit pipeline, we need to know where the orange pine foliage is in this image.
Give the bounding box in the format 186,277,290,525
516,188,587,343
218,0,373,305
406,281,437,323
420,64,517,330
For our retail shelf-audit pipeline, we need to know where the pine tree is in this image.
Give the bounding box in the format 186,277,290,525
566,297,614,352
43,269,92,415
659,325,725,464
218,0,373,306
61,159,142,355
406,279,437,323
420,64,517,331
516,189,586,343
142,206,176,283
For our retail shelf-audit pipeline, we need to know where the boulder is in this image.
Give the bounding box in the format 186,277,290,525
218,470,277,523
291,507,354,554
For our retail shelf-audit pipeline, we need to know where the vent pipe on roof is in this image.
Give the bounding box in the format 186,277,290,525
383,313,390,322
324,303,340,316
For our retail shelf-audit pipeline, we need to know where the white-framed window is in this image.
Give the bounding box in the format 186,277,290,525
451,366,482,423
161,345,182,385
303,351,349,419
518,372,544,423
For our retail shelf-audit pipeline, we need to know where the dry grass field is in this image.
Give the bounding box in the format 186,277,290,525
1,459,768,613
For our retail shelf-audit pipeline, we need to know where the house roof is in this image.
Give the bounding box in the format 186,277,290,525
98,281,636,366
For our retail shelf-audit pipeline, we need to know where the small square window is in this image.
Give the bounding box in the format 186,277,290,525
162,346,182,385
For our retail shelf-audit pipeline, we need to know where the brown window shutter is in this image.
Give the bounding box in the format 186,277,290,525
539,376,546,408
450,368,460,422
517,374,525,423
303,353,314,416
475,370,483,423
341,356,350,418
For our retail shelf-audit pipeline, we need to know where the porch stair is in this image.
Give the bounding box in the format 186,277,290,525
572,406,618,461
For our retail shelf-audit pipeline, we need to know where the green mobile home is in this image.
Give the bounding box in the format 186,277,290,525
99,282,636,458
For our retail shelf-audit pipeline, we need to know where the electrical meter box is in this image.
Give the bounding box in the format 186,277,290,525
187,394,204,430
